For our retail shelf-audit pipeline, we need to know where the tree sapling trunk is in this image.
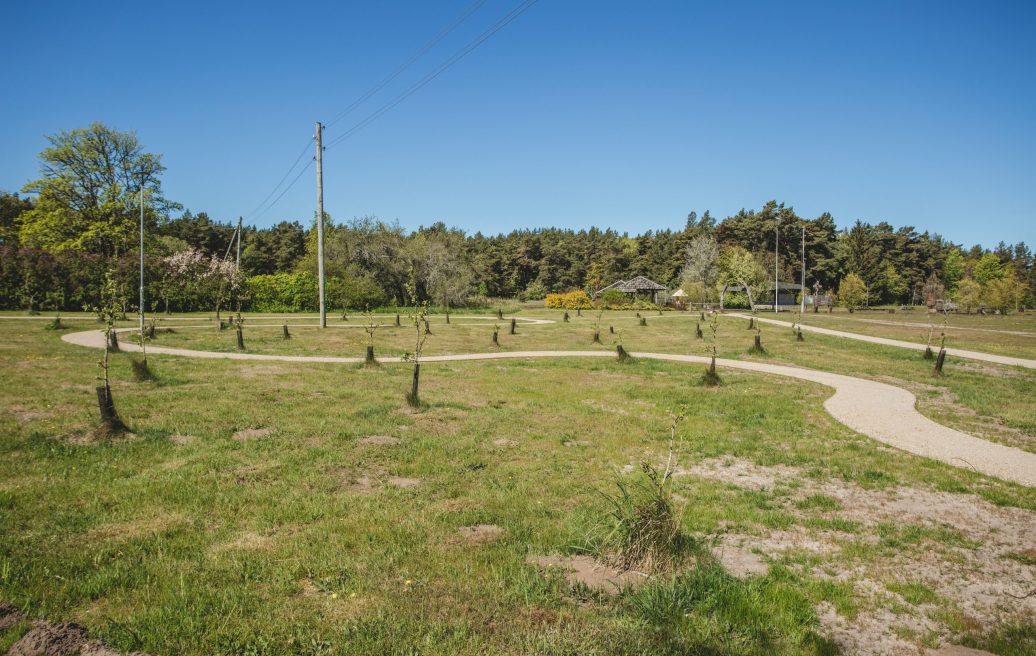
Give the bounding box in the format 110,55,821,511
510,318,516,335
592,329,601,344
236,323,245,350
796,328,804,341
424,319,431,335
492,327,499,346
639,317,647,326
407,363,421,408
396,314,401,327
609,325,614,334
701,356,721,386
933,348,947,375
96,383,127,435
695,322,703,339
563,311,569,323
496,308,503,320
108,329,119,351
366,345,376,366
747,317,754,330
749,334,766,354
616,344,631,362
283,324,290,339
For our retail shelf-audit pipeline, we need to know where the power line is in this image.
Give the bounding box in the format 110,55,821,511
252,158,314,223
325,0,488,129
326,0,539,150
243,138,314,222
243,136,314,221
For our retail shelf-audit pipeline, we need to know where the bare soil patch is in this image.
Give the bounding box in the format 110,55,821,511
388,477,421,489
526,555,646,594
80,513,184,544
8,621,87,656
232,427,273,441
926,646,998,655
357,435,400,445
215,531,276,552
7,406,49,422
491,438,517,447
714,545,769,577
458,524,504,544
680,457,1036,655
5,617,148,656
0,601,23,630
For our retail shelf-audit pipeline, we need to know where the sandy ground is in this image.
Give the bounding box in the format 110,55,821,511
680,457,1036,656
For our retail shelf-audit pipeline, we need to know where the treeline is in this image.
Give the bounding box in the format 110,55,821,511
0,123,1032,313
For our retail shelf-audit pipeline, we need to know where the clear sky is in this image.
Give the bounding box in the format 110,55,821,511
2,0,1034,248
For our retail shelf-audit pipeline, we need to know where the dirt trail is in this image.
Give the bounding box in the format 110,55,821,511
61,329,1036,487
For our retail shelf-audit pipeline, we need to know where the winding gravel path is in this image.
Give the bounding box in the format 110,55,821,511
730,313,1036,370
61,328,1036,487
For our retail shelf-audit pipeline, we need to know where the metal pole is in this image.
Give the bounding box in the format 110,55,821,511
774,223,779,314
315,122,326,328
139,176,145,333
800,225,806,314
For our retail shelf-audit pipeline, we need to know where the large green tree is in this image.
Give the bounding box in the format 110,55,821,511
19,123,177,257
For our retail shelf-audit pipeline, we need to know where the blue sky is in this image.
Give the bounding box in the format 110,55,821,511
1,0,1033,248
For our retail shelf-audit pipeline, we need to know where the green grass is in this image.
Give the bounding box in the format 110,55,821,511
1,311,1034,654
790,307,1036,359
131,308,1036,451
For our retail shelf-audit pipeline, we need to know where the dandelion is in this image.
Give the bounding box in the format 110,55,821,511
350,592,357,598
331,593,338,599
404,579,412,586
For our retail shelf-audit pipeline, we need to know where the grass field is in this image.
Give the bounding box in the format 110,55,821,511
788,308,1036,360
1,310,1035,655
132,309,1036,452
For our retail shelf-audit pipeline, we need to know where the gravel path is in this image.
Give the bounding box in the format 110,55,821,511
730,313,1036,370
62,328,1036,486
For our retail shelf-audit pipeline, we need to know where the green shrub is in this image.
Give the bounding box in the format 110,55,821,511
723,291,751,309
333,274,388,310
519,281,549,301
599,289,627,308
247,272,318,312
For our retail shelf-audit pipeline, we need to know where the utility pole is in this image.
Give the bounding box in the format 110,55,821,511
800,225,806,314
774,223,779,314
315,122,326,328
139,176,146,334
236,216,242,269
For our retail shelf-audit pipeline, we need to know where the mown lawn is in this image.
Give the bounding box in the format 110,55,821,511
1,312,1034,655
135,308,1036,451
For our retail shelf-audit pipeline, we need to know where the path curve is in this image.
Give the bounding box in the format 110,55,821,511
61,328,1036,487
729,313,1036,370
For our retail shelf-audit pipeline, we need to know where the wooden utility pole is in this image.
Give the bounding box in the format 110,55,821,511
315,122,326,328
236,216,243,269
